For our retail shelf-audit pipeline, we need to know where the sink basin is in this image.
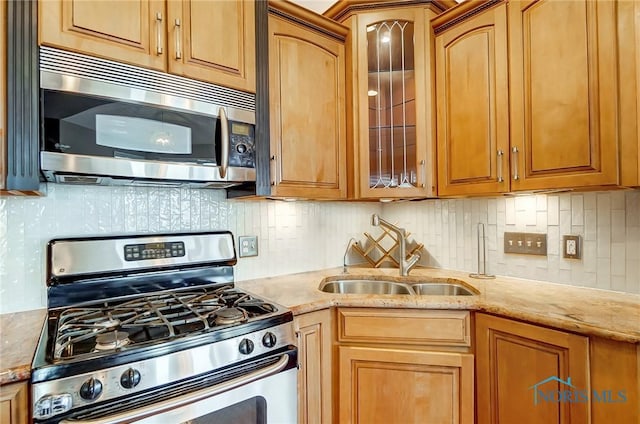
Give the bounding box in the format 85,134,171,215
318,278,478,296
319,279,412,294
410,283,475,296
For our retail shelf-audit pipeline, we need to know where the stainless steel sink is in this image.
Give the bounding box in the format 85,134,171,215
410,283,475,296
318,278,477,296
319,279,413,294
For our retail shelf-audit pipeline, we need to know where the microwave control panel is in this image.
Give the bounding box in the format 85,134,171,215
228,122,255,168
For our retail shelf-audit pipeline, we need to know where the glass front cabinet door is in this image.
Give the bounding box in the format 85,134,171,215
338,5,442,199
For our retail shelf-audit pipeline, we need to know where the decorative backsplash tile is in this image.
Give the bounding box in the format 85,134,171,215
1,184,638,314
0,184,378,314
382,190,640,294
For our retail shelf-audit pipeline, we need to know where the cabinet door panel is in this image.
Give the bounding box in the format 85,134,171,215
269,16,347,199
509,0,618,189
435,4,509,195
339,346,474,424
476,313,589,424
39,0,165,71
295,310,333,424
168,0,255,92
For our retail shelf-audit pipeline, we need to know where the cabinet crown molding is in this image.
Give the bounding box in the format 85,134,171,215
431,0,504,34
324,0,455,21
269,0,349,40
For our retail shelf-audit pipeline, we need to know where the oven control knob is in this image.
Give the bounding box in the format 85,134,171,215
262,332,277,348
239,338,254,355
79,377,103,401
236,143,247,154
120,368,141,389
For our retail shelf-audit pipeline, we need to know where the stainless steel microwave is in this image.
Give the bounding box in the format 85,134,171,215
39,47,256,189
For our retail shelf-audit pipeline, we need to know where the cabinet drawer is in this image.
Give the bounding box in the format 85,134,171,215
337,308,471,347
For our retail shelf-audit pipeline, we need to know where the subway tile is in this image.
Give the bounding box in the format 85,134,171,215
596,193,611,227
583,192,597,210
559,194,571,211
611,191,625,210
505,197,516,225
571,195,584,226
584,209,597,241
610,242,626,276
611,209,626,243
596,257,611,290
536,195,547,211
547,196,559,226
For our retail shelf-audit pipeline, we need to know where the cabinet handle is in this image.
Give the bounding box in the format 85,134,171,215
219,107,229,178
174,18,182,60
511,146,520,181
497,149,504,183
155,12,163,55
420,160,426,188
270,155,276,186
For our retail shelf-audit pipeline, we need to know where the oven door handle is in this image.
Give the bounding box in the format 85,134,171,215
60,354,290,424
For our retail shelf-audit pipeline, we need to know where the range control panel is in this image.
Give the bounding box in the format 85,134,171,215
124,241,185,261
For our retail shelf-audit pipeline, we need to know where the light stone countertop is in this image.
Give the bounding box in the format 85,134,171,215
1,267,638,385
236,266,640,343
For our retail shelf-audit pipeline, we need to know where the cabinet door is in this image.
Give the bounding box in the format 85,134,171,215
350,7,436,199
0,382,28,424
295,309,333,424
39,0,166,71
435,4,509,196
508,0,618,190
268,15,347,199
167,0,255,93
339,346,474,424
475,313,589,424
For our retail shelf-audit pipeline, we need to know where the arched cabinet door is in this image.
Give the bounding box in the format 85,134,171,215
508,0,619,191
268,9,347,199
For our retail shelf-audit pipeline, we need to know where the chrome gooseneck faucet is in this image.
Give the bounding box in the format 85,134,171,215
371,214,421,276
469,222,495,279
343,237,358,273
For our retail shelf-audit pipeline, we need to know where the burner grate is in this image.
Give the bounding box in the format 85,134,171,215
52,285,278,361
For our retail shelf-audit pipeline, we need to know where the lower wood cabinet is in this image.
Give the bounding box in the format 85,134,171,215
337,308,474,424
294,309,333,424
475,313,639,424
0,381,28,424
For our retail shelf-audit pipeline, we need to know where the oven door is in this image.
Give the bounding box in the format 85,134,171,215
57,350,297,424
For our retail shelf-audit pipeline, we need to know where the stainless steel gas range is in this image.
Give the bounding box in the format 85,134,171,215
30,231,297,423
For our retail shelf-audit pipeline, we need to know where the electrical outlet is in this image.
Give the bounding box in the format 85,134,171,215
238,236,258,257
504,232,547,256
563,235,581,259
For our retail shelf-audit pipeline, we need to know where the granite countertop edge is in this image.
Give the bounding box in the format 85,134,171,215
2,267,639,385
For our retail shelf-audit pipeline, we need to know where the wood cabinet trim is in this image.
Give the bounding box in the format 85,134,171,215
268,0,349,41
432,0,505,34
326,0,454,22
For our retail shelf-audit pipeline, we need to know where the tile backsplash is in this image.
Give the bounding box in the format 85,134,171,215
1,185,638,314
382,190,640,294
0,184,378,314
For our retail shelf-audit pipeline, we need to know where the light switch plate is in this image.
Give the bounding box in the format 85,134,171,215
563,235,581,259
504,232,547,256
238,236,258,257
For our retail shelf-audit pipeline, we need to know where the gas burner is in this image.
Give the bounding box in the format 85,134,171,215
214,307,248,325
95,318,121,330
95,331,130,351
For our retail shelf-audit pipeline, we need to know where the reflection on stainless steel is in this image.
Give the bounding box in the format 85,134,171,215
318,278,478,296
41,151,256,188
319,279,413,294
40,46,255,123
49,232,235,278
409,283,475,296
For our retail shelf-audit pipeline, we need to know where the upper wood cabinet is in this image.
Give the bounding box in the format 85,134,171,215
476,313,590,424
434,2,509,196
329,2,449,199
433,0,622,196
337,308,474,424
39,0,256,93
508,0,618,191
267,1,347,199
619,0,640,187
294,309,333,424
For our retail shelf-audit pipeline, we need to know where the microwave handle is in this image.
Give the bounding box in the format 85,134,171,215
219,107,229,179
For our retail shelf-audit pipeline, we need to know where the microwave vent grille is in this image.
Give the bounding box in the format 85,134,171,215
39,46,255,113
